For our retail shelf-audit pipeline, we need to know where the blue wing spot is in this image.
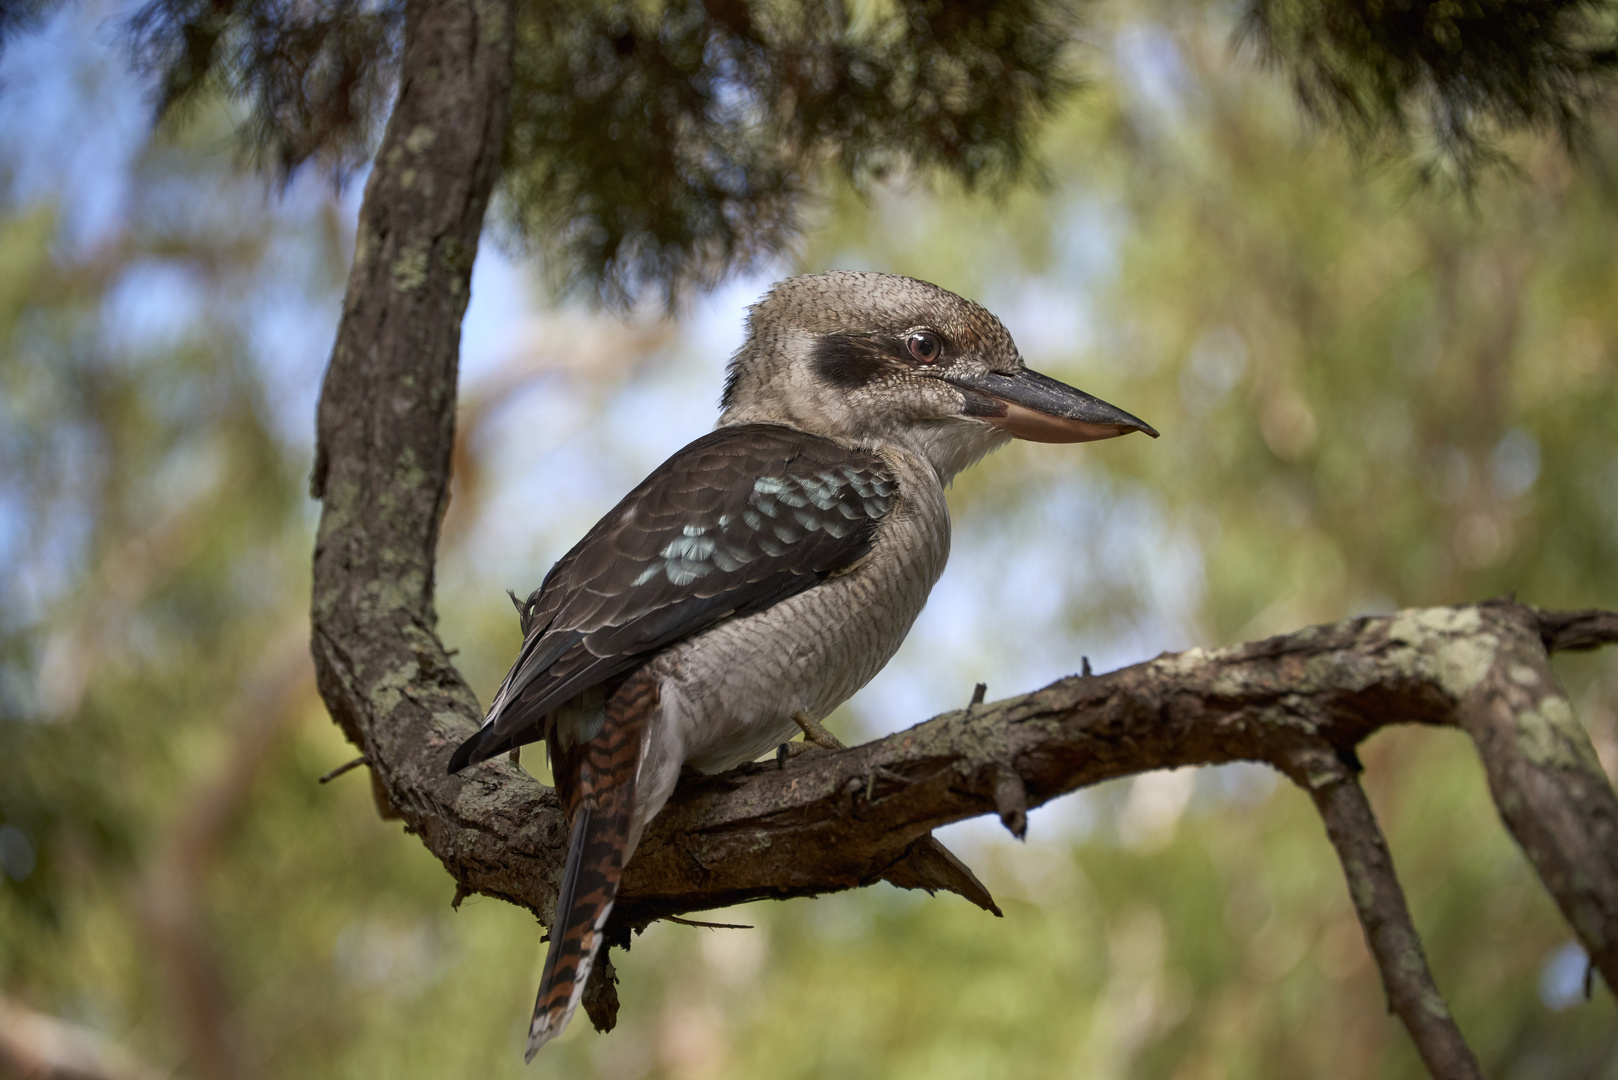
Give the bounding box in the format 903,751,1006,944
794,473,842,510
682,524,708,537
754,496,779,518
743,509,764,530
661,535,716,562
793,508,822,531
631,565,663,586
754,476,789,496
665,559,712,585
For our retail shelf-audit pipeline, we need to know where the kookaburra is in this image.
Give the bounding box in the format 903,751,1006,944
448,271,1156,1058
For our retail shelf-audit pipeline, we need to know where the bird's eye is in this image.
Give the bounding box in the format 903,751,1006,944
906,331,942,363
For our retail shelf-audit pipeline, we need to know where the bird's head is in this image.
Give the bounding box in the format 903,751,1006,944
718,271,1158,482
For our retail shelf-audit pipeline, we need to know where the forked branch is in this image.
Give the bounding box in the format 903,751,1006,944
307,2,1618,1074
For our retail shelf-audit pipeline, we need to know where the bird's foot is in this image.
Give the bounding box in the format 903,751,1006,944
792,713,847,751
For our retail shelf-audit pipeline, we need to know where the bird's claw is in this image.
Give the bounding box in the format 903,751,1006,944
776,741,815,767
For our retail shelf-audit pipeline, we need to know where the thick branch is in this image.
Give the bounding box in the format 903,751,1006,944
306,0,547,904
305,3,1618,1071
1459,609,1618,995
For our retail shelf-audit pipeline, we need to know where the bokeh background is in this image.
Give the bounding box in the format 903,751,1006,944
3,1,1618,1078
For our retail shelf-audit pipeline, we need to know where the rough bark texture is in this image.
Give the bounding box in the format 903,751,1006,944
307,2,1618,1074
1295,748,1482,1080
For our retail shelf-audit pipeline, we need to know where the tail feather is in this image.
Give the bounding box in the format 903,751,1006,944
524,673,657,1060
525,795,632,1058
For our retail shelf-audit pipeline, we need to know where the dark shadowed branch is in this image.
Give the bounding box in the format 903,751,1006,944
307,2,1618,1075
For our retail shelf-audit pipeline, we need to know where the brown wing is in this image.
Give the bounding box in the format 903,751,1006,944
448,423,896,773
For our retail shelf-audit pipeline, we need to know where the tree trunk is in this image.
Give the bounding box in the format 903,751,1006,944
305,3,1618,1072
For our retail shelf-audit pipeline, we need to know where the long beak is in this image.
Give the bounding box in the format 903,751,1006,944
946,367,1159,443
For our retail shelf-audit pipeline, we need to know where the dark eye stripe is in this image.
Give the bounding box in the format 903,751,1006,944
811,334,888,389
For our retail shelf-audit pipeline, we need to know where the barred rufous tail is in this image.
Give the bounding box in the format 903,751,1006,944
524,673,656,1060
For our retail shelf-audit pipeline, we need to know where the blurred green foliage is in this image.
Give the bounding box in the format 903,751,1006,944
4,1,1618,1079
117,0,1618,302
126,0,1076,303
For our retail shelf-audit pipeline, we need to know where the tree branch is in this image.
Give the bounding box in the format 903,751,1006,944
1287,745,1483,1080
1535,607,1618,653
307,2,1618,1073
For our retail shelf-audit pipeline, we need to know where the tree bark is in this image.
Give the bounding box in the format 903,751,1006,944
306,1,1618,1073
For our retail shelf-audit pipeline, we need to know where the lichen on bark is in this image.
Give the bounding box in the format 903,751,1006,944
304,4,1618,1075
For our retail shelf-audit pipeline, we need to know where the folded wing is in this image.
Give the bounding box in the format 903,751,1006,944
447,423,897,773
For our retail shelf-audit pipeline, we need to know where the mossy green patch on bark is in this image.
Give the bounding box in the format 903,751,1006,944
405,124,438,155
1508,663,1542,687
1419,989,1453,1019
362,563,428,620
1389,605,1483,641
392,240,431,292
1433,634,1498,699
440,236,476,279
1515,695,1605,773
1386,606,1497,698
370,655,421,716
1348,860,1375,909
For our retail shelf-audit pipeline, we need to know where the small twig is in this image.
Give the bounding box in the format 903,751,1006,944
318,755,369,784
992,764,1029,840
969,682,987,707
664,915,754,930
582,948,620,1032
1081,656,1093,677
1291,746,1483,1080
1536,606,1618,653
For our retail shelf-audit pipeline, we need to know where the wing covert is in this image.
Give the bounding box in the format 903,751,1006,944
447,424,896,772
